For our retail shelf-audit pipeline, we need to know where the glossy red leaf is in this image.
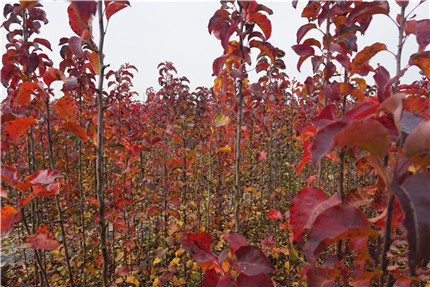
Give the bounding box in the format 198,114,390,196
236,273,273,287
296,139,312,175
290,187,326,242
181,232,215,263
0,205,18,236
391,172,430,271
301,2,322,20
43,67,65,87
26,169,62,185
267,209,282,220
224,233,248,253
59,122,88,142
304,193,342,230
333,119,390,162
311,104,337,128
27,224,61,250
304,205,376,265
235,246,274,276
1,166,18,187
343,103,379,122
306,267,337,287
311,122,347,166
5,116,38,142
53,95,78,122
116,266,130,276
373,66,391,102
105,1,130,21
202,269,219,287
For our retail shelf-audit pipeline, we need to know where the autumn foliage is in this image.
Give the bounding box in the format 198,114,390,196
1,1,430,287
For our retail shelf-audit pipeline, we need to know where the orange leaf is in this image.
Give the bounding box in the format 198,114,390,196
53,95,78,122
88,51,100,75
0,205,18,236
59,122,88,142
351,43,386,75
27,224,61,250
43,67,65,87
16,81,44,106
411,56,430,81
105,1,130,21
5,116,37,142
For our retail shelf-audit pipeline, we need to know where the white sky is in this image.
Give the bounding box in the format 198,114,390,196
1,1,429,100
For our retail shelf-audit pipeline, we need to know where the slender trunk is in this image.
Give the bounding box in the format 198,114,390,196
206,141,212,231
44,98,74,285
95,2,109,285
233,7,245,233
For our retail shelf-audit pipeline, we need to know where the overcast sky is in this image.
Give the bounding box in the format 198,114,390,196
2,1,429,100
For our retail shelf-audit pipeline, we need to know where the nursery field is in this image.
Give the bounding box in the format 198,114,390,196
1,1,430,286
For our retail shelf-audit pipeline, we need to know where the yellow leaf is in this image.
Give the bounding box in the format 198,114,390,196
126,275,139,286
285,261,290,270
153,257,162,265
169,257,180,268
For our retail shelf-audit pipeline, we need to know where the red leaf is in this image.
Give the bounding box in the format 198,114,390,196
202,269,219,287
311,122,347,166
181,232,216,263
43,67,65,87
67,1,97,36
292,44,315,57
26,169,62,185
322,81,340,101
5,116,38,142
33,38,52,51
256,150,267,162
345,1,389,27
250,12,272,39
343,103,379,122
267,209,282,220
105,1,130,21
297,23,316,44
224,233,248,253
32,182,60,197
415,19,430,51
147,206,160,218
390,173,430,271
53,95,78,122
311,104,337,128
333,118,390,162
27,224,61,250
68,36,85,59
235,246,274,276
1,166,18,186
304,193,342,230
290,187,327,242
116,266,130,276
403,121,430,167
59,122,88,142
0,205,18,236
304,206,376,265
306,267,337,287
236,273,274,287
